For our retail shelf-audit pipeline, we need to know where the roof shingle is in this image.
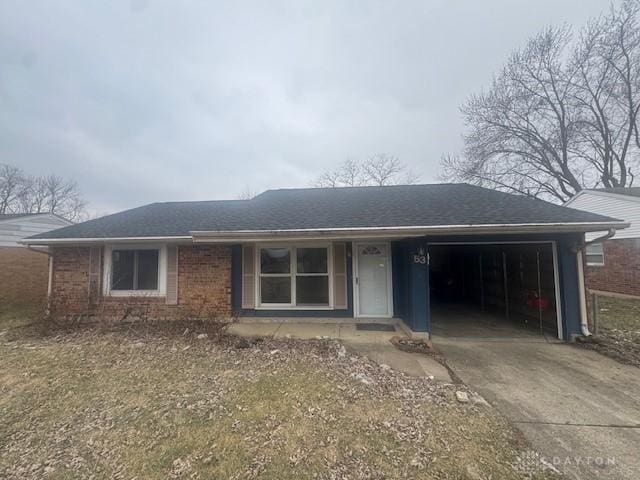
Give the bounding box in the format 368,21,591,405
27,183,622,240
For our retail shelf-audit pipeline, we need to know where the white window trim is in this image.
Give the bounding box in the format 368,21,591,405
585,242,605,267
103,244,167,297
255,243,334,310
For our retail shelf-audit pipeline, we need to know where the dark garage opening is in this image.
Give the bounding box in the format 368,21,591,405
429,243,560,339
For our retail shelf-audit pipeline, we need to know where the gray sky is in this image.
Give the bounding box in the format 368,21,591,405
0,0,617,214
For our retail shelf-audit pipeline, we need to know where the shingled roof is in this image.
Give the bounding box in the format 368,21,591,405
25,183,625,242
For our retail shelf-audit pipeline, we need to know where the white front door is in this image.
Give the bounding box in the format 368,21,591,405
355,243,392,317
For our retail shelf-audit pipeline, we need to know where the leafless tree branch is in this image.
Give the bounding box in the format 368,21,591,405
441,0,640,201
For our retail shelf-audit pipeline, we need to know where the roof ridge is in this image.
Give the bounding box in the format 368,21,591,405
259,182,469,195
152,199,250,205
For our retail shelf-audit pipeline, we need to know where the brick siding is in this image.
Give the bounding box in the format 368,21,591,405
586,238,640,297
49,245,232,320
0,247,49,309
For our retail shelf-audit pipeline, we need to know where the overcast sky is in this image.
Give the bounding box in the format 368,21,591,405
0,0,618,214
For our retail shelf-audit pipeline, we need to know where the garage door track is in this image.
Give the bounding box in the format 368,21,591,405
435,336,640,480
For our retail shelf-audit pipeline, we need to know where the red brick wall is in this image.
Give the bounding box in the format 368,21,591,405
49,245,232,320
586,238,640,297
0,247,49,309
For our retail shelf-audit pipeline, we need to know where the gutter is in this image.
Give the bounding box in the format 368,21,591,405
20,235,192,246
584,227,617,247
190,221,630,243
20,221,630,246
576,228,617,337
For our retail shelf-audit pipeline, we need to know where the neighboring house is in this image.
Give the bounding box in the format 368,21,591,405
565,187,640,298
0,213,73,308
23,184,625,340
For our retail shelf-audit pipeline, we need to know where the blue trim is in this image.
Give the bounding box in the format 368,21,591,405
234,242,354,318
409,239,429,332
231,244,242,311
555,235,583,339
390,239,428,332
391,241,408,320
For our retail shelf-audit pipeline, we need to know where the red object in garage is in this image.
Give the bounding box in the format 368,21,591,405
527,290,550,311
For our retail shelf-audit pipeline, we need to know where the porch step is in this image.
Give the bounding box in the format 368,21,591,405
356,323,396,332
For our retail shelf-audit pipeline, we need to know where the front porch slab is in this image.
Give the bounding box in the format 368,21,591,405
275,323,341,339
226,321,451,382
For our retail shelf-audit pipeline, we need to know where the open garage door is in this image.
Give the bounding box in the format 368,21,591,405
429,242,561,339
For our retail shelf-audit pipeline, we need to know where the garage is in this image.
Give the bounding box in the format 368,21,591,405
429,242,561,339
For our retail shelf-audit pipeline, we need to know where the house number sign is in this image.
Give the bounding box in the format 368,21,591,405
413,254,427,264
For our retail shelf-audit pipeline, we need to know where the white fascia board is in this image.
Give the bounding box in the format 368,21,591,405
190,221,630,243
19,221,630,245
19,235,192,246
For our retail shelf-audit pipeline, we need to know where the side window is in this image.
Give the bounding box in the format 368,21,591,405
585,243,604,266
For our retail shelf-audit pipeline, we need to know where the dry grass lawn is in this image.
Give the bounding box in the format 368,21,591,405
0,310,558,479
578,295,640,367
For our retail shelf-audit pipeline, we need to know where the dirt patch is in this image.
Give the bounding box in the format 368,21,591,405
575,330,640,367
0,320,559,479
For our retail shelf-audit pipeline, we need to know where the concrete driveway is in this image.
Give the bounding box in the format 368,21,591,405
434,336,640,480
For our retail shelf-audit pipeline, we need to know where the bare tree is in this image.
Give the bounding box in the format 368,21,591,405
362,154,404,186
237,185,258,200
315,155,419,188
336,158,364,186
0,163,87,221
40,174,86,221
572,0,640,188
441,0,640,202
0,164,24,214
17,175,49,213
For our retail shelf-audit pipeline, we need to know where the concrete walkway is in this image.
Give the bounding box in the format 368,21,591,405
434,336,640,480
227,322,451,381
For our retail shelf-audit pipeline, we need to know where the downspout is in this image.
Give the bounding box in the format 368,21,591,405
576,228,616,337
576,250,590,337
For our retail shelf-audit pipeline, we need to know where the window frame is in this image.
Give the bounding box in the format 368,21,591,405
585,242,605,267
255,243,333,309
103,244,167,296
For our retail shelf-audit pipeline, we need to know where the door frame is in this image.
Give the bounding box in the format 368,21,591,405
352,241,394,318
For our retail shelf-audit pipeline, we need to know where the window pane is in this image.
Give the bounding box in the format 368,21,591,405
111,250,134,290
586,243,603,255
137,250,159,290
297,248,327,273
261,248,290,274
296,276,329,305
261,277,291,303
586,254,604,265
